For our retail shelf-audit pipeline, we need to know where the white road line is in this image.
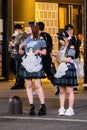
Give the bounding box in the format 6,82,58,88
0,115,87,123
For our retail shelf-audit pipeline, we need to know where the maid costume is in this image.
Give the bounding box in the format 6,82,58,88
54,45,78,87
19,39,46,79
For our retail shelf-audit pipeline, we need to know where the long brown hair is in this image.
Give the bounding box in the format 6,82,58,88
28,22,39,39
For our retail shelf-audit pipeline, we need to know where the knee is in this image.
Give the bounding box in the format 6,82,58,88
59,89,65,95
25,82,32,89
60,91,65,95
35,82,42,89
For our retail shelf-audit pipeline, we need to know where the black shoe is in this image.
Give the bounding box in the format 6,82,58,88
38,104,46,116
29,104,35,116
18,86,25,89
54,85,59,95
10,85,25,90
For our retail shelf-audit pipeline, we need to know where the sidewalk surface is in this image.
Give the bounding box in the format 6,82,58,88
0,78,87,130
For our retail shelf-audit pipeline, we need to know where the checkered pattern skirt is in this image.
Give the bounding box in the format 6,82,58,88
54,62,78,87
19,65,46,79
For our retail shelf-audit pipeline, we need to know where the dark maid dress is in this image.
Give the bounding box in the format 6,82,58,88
54,48,78,87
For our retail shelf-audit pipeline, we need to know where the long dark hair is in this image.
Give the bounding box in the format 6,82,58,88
65,40,72,57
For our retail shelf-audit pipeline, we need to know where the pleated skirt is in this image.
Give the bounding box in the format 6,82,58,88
54,62,78,87
19,65,46,79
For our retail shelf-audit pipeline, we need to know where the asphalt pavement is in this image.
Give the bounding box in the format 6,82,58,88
0,79,87,130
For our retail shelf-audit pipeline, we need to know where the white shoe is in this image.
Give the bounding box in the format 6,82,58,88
65,108,75,116
58,108,65,116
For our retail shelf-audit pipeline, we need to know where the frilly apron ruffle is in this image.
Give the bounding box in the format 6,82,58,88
54,63,68,78
21,53,42,72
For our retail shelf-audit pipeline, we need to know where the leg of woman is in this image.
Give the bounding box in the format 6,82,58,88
65,86,75,116
66,87,74,108
25,79,35,115
34,79,45,104
59,86,66,108
25,79,33,104
58,86,66,116
34,79,46,116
